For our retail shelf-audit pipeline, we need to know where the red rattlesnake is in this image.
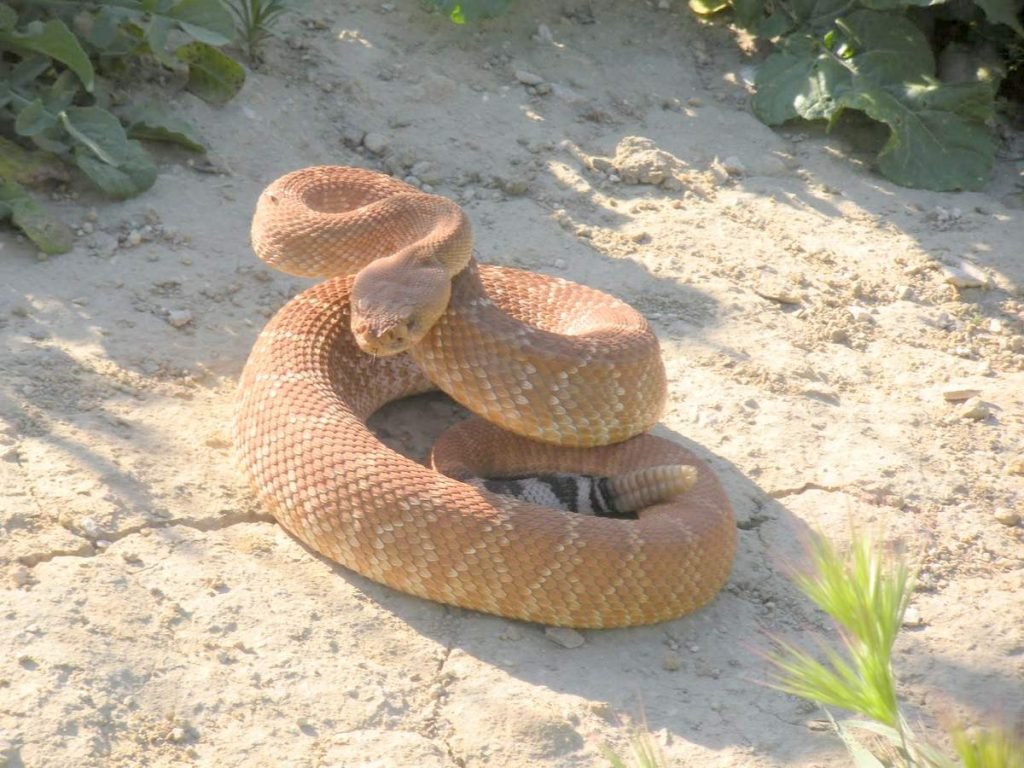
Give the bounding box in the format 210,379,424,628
234,166,735,627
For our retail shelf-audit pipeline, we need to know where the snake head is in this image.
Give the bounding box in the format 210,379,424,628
350,257,452,356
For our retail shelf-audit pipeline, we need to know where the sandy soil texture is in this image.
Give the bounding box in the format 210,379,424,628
1,1,1022,765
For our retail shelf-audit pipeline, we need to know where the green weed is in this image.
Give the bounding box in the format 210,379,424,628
0,1,247,253
765,530,1022,768
222,0,297,59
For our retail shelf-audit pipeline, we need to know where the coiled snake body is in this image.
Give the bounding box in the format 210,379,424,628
234,167,735,628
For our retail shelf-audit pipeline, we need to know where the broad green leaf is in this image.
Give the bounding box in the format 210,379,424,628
0,19,94,92
93,0,234,49
0,4,16,31
0,135,68,187
60,106,129,166
689,0,729,14
974,0,1024,35
904,79,995,121
839,85,993,190
0,180,74,254
74,140,157,198
753,48,851,124
176,42,245,104
760,0,852,35
87,7,143,56
837,11,935,82
14,99,56,137
44,70,81,112
168,0,235,45
9,55,51,88
121,102,206,152
732,0,765,29
143,15,177,66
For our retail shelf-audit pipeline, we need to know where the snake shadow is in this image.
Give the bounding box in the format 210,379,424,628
300,393,1024,761
276,390,834,760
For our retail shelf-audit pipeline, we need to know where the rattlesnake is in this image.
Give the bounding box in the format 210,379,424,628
234,166,735,627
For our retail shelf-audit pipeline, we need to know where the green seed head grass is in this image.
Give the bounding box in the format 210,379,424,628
601,727,665,768
767,532,914,728
950,726,1024,768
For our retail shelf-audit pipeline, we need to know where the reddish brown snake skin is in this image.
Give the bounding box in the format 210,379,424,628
234,166,735,627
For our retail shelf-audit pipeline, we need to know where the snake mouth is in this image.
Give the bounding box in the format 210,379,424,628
351,318,419,356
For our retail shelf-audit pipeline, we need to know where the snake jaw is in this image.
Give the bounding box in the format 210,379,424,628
351,256,452,356
351,316,416,356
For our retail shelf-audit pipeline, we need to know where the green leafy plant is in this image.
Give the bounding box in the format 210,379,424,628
222,0,296,59
0,0,247,253
691,0,1024,190
423,0,512,24
765,530,1023,768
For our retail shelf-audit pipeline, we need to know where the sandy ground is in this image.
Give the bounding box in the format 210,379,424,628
1,1,1023,766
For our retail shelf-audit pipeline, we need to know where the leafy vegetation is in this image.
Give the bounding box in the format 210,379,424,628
765,530,1023,768
428,0,1022,191
424,0,512,24
603,531,1021,768
0,0,249,254
223,0,297,59
691,0,1024,191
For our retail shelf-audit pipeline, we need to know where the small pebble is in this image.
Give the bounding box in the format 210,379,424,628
662,651,682,671
127,230,142,247
10,566,30,587
940,262,987,288
536,24,554,44
957,397,989,420
167,309,193,328
941,386,981,402
554,258,567,270
341,128,366,149
755,282,801,305
847,305,873,323
902,606,924,627
515,69,545,86
545,626,585,648
993,508,1020,526
1007,456,1024,476
362,132,389,155
721,156,745,176
829,328,849,344
410,161,441,185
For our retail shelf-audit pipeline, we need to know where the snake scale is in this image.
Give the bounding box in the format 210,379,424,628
234,166,735,628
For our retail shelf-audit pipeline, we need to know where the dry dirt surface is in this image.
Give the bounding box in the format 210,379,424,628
1,1,1022,766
